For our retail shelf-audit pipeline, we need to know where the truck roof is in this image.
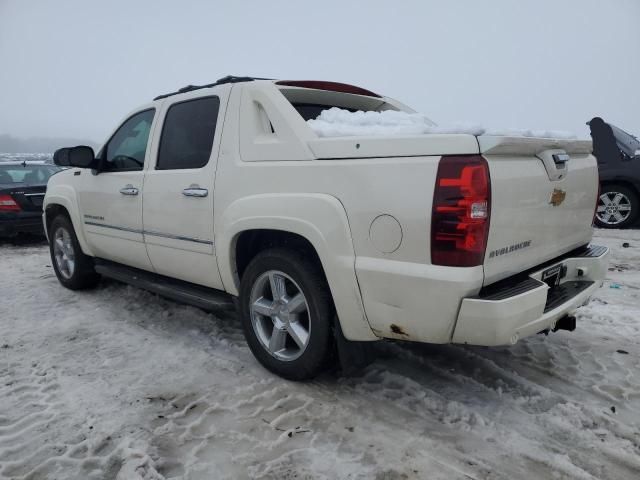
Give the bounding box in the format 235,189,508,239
153,75,381,101
153,75,267,100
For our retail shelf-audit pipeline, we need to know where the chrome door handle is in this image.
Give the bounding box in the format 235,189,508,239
182,186,208,198
119,184,139,196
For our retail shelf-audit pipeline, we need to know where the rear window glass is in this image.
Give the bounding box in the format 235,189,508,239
278,85,399,122
0,165,60,184
157,96,220,170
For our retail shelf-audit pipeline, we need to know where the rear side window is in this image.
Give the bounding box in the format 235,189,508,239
0,165,60,184
157,96,220,170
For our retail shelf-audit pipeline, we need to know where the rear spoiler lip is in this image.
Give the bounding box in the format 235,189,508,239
478,136,593,156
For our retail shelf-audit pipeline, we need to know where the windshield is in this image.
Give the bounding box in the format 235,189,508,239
0,164,61,184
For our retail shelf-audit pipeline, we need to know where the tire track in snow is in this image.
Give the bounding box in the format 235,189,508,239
1,233,639,479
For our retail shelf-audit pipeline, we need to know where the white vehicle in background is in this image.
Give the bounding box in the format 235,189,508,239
44,76,609,380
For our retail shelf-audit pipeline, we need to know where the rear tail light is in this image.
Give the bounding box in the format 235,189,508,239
431,155,491,267
0,194,21,212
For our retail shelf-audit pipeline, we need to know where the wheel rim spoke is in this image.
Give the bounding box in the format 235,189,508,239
287,293,307,314
253,297,275,316
612,193,623,206
268,326,288,354
269,272,287,300
287,321,309,349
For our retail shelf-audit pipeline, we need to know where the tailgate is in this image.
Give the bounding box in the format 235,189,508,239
480,136,598,285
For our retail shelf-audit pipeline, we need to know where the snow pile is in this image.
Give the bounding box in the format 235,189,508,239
307,108,484,137
116,448,165,480
307,107,577,140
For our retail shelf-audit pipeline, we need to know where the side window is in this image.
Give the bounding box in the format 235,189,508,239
103,109,155,172
157,96,220,170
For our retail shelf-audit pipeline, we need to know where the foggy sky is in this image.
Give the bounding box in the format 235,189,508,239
1,0,639,145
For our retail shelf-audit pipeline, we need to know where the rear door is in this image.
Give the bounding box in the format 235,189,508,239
77,108,156,270
142,90,227,289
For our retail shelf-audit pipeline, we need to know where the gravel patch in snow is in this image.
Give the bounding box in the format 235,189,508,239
0,232,639,479
307,108,578,139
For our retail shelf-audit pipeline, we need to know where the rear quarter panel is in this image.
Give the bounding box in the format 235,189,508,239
214,85,485,342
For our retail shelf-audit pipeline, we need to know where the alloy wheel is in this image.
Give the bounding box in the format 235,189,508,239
53,227,76,279
596,191,632,225
249,270,311,361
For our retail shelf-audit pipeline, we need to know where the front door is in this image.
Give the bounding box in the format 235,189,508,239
77,108,156,271
142,93,226,288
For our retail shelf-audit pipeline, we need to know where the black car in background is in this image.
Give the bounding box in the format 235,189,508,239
0,161,61,237
589,117,640,228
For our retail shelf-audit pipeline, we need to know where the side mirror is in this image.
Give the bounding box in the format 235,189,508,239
54,146,97,169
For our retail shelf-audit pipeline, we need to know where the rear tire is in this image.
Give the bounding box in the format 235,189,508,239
49,215,100,290
239,248,334,381
595,184,638,228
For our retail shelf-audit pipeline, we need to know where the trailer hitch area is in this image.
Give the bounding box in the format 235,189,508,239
553,315,577,332
538,314,577,336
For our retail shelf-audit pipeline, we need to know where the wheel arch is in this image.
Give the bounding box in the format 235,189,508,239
44,191,94,257
216,193,377,341
600,178,640,197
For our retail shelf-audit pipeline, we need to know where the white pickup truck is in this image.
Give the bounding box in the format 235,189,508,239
45,76,609,380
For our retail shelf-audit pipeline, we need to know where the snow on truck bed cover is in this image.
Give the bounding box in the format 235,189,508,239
307,107,579,140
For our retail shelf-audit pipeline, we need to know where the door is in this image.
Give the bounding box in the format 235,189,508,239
142,94,225,288
77,108,156,270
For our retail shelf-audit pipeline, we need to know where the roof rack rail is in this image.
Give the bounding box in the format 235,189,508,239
153,75,272,101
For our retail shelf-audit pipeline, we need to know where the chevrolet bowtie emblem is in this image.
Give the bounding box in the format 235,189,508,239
550,188,566,206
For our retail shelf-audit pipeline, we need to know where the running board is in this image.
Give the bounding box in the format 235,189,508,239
94,259,235,312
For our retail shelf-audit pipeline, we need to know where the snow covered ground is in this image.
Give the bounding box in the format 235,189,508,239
1,231,639,480
0,153,53,163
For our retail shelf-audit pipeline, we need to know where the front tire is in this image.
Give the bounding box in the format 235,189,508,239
49,215,100,290
239,248,334,380
595,184,638,228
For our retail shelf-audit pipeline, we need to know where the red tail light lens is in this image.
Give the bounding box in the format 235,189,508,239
431,155,491,267
0,194,21,212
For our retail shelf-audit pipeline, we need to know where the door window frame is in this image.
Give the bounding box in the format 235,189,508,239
97,108,156,173
155,95,221,171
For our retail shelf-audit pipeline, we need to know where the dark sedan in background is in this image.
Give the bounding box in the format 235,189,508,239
0,161,61,237
589,117,640,228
